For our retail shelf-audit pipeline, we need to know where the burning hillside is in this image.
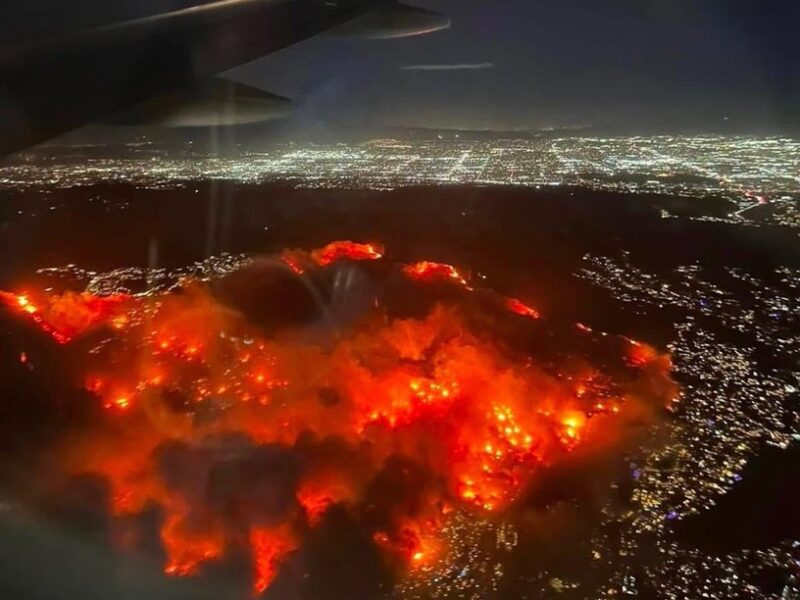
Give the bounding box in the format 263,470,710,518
0,241,675,597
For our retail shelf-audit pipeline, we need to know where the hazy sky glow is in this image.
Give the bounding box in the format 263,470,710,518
228,0,800,132
3,0,799,134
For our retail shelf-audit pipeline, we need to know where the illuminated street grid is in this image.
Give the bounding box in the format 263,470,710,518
2,136,799,225
578,253,800,600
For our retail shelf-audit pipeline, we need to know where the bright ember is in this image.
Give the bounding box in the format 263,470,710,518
311,240,384,266
402,261,469,287
0,290,130,344
506,298,541,320
2,241,674,596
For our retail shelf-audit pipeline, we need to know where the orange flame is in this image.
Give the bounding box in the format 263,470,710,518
312,240,384,266
162,513,225,578
0,289,129,343
625,338,666,369
402,261,469,287
506,298,540,319
7,241,675,596
250,526,297,595
280,240,384,275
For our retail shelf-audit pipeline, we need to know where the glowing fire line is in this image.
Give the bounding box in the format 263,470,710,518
1,241,672,596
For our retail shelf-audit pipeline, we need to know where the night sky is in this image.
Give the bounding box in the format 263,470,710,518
3,0,800,134
228,0,800,132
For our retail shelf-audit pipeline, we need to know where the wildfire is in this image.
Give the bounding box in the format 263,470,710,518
162,513,226,577
311,240,384,266
281,240,384,275
506,298,541,319
402,261,469,287
250,526,298,594
0,289,129,343
297,479,353,526
626,338,661,368
2,241,675,596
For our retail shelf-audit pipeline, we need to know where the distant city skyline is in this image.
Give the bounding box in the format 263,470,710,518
4,134,798,209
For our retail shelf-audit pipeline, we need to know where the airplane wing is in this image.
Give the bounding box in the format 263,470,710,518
0,0,449,155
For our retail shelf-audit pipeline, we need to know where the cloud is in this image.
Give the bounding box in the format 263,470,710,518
400,62,495,72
